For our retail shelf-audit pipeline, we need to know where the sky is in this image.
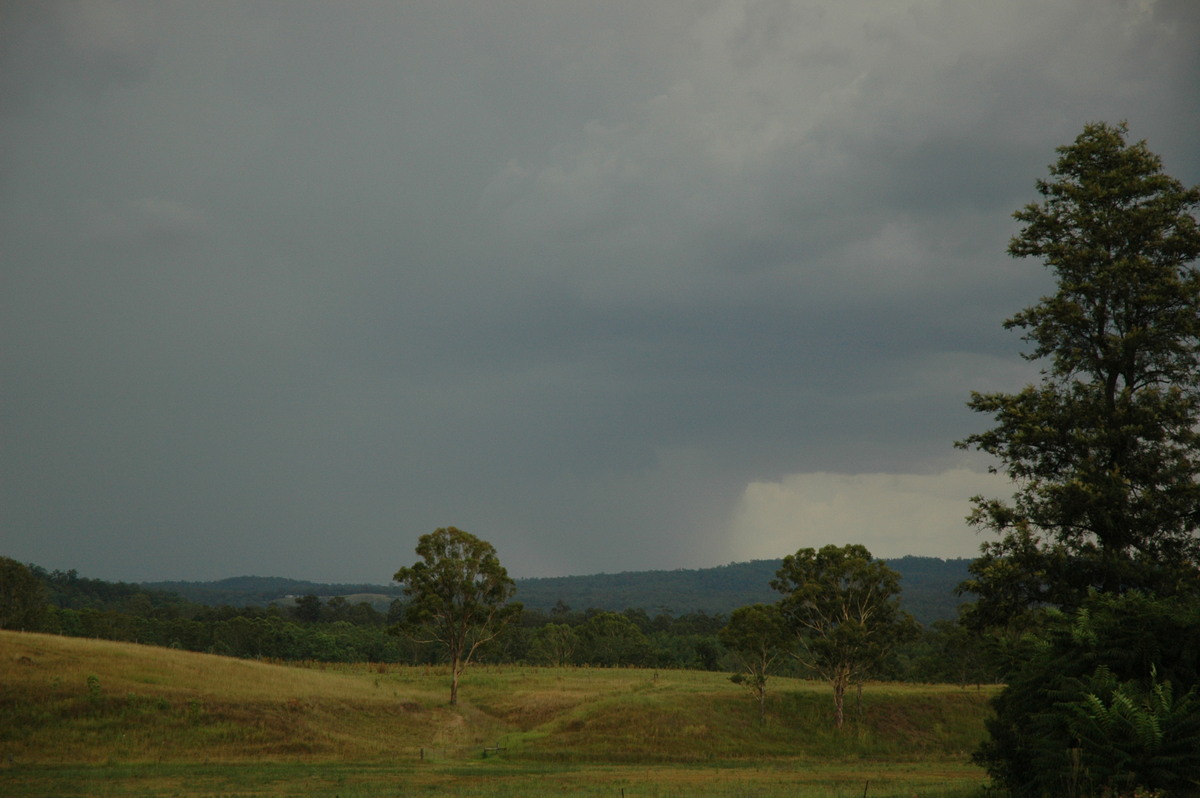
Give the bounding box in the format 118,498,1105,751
3,1,1199,584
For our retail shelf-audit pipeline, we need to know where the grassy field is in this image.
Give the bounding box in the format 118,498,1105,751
0,631,997,796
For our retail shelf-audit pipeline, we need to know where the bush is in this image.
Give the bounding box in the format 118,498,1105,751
976,592,1200,797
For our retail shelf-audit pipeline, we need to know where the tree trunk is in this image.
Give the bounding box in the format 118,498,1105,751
449,654,461,706
832,667,849,729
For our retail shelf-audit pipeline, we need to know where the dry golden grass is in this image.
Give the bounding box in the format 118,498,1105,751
1,628,997,794
0,631,500,764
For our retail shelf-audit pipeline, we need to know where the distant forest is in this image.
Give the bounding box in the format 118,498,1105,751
145,555,971,626
4,555,985,684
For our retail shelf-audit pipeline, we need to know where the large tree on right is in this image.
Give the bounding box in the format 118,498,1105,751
959,121,1200,622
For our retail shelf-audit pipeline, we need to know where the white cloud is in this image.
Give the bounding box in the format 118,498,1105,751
728,468,1009,560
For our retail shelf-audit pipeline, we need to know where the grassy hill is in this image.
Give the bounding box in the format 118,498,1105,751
1,631,994,797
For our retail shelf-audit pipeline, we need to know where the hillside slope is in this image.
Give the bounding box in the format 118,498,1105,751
1,631,991,767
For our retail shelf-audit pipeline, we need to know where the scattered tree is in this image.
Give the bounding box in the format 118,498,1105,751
957,121,1200,620
772,544,913,729
391,527,521,705
719,603,790,724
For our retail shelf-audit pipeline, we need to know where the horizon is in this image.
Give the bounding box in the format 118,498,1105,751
24,550,974,589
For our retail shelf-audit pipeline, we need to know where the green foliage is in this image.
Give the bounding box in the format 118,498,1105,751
0,557,46,630
772,544,916,728
35,566,189,615
6,558,995,683
958,122,1200,618
910,619,996,688
576,611,651,666
976,591,1200,797
527,623,578,667
719,603,790,723
1057,666,1200,797
292,594,323,623
958,119,1200,798
392,527,521,704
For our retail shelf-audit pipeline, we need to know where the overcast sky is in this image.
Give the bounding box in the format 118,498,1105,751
3,1,1199,584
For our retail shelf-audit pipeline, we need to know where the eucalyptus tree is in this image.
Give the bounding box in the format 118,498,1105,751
958,121,1200,622
771,544,913,729
391,527,521,705
719,603,791,724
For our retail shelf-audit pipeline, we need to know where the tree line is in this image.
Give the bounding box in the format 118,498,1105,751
0,553,979,683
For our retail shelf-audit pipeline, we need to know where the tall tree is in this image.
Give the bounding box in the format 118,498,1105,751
719,603,790,724
771,544,912,729
391,527,521,705
959,121,1200,620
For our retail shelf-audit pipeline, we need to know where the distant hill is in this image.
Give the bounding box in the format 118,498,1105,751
144,556,972,626
514,560,782,616
513,556,971,625
883,556,974,625
140,576,402,609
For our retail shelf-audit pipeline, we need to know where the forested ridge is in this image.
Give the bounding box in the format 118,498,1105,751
143,555,970,625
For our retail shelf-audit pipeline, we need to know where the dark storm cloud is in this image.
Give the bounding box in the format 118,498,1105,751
3,0,1198,582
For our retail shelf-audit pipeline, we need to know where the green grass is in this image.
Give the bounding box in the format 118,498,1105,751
1,761,988,797
1,631,997,796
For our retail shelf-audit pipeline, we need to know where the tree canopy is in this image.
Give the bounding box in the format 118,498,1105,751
719,603,790,724
959,121,1200,621
959,122,1200,797
771,544,913,729
391,527,521,705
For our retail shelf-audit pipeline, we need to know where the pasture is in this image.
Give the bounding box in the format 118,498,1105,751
1,631,995,796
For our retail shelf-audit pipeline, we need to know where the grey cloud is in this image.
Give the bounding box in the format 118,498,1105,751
2,0,1198,583
0,1,158,110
